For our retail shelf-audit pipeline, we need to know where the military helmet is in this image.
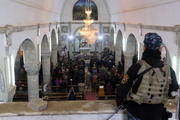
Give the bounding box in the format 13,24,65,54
144,33,162,50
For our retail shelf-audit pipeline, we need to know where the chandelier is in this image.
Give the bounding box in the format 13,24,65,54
79,0,97,44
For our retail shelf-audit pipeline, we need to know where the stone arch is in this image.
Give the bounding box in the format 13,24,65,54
21,39,37,65
14,47,28,101
58,28,62,48
40,35,51,92
103,35,111,50
115,30,124,66
125,34,138,72
73,26,94,53
74,27,84,52
161,45,172,65
15,39,39,101
51,29,57,47
51,29,58,68
42,35,50,54
57,28,62,62
110,28,115,52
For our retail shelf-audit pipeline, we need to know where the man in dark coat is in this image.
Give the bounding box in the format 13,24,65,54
117,33,179,120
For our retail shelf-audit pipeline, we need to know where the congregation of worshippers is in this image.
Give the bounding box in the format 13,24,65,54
14,47,126,101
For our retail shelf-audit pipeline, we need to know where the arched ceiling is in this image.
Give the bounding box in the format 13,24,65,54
0,0,66,26
105,0,178,14
105,0,180,25
8,0,65,14
0,0,179,26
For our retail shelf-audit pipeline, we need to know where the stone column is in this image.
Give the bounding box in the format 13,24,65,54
99,23,103,52
58,36,63,52
110,36,115,52
115,52,121,65
124,54,133,73
51,45,58,68
139,43,144,60
4,26,17,102
42,53,51,88
115,47,122,65
176,26,180,83
24,64,40,101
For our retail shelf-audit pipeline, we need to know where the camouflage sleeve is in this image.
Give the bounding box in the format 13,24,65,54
168,67,179,97
116,63,141,106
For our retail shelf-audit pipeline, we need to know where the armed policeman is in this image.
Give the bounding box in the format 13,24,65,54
116,33,179,120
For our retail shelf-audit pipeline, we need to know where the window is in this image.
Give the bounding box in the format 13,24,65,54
73,0,98,20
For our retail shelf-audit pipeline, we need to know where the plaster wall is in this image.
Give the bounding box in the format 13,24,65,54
0,0,64,26
109,0,180,26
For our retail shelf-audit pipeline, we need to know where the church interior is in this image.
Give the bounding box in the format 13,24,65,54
0,0,180,119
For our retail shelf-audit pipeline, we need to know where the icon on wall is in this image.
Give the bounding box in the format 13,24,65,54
103,26,110,33
61,26,69,33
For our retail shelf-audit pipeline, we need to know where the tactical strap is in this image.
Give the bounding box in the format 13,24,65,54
132,60,163,94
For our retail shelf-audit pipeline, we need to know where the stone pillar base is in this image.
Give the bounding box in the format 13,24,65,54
27,98,47,111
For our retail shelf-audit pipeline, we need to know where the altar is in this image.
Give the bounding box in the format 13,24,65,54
79,47,91,55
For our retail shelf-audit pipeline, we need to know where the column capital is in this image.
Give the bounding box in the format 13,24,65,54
52,45,58,51
124,53,134,57
5,25,13,47
174,25,180,29
175,27,180,47
123,23,126,31
42,53,51,59
24,63,40,75
138,23,143,36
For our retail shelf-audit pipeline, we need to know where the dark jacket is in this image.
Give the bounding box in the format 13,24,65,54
117,49,179,120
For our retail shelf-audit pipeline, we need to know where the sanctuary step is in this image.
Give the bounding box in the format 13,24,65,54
0,101,128,120
84,91,97,100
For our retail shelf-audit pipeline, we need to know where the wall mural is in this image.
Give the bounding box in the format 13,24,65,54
73,0,98,20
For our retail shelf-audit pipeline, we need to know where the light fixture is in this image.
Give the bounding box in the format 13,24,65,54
79,0,97,44
98,35,104,40
68,35,74,40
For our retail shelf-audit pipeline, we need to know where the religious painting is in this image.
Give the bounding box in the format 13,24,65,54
73,0,98,20
61,26,69,33
103,26,110,33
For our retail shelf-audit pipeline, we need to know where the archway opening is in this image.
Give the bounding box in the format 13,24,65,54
40,35,51,95
13,48,28,101
125,34,138,72
161,45,172,65
51,29,58,69
72,26,97,55
14,39,38,101
115,30,124,74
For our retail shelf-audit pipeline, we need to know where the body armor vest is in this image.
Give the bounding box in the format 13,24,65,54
127,60,171,104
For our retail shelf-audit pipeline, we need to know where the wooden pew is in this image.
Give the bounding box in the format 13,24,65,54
43,92,84,101
13,92,28,101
